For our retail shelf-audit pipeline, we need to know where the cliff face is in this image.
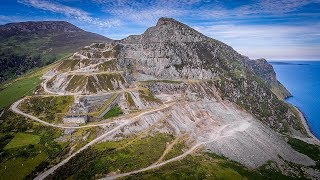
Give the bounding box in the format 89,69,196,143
117,17,304,136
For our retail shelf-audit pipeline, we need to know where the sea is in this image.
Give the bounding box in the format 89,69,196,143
270,61,320,139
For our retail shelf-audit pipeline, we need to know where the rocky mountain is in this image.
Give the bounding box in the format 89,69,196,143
2,18,320,179
0,21,110,82
117,17,303,135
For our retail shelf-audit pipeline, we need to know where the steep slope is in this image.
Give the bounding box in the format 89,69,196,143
118,17,305,136
0,21,111,82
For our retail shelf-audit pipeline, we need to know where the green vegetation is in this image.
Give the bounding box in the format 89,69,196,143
89,93,119,117
214,73,304,135
233,69,245,79
0,21,107,83
96,73,125,91
19,95,74,123
102,50,116,58
271,83,291,100
56,59,80,72
163,139,186,161
103,105,123,119
287,137,320,169
97,59,117,71
0,59,60,109
0,134,14,150
138,89,161,103
4,132,40,150
0,152,47,180
257,161,299,180
125,92,136,108
141,79,183,84
63,73,125,93
65,75,87,92
0,109,65,179
0,75,42,109
0,36,61,82
49,133,174,179
126,152,297,180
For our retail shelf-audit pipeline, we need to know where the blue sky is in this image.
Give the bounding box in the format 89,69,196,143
0,0,319,60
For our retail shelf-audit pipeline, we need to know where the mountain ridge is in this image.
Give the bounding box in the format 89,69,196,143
0,21,111,83
0,21,84,37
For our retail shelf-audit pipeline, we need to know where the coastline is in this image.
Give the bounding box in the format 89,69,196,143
292,105,320,145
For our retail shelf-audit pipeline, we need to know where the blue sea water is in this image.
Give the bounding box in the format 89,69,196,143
270,61,320,139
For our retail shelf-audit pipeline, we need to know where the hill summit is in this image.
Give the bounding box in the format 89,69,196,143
0,21,110,82
0,21,83,37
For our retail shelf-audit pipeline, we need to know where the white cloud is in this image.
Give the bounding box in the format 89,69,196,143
18,0,121,28
203,0,320,18
238,0,320,15
109,7,185,26
96,0,201,25
193,24,320,60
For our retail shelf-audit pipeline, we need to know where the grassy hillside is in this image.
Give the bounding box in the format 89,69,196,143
0,21,110,83
0,59,60,109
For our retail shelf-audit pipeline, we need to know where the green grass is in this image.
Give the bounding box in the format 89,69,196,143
4,132,40,150
49,133,174,179
97,59,117,71
163,140,186,161
125,92,136,108
287,137,320,169
0,111,65,178
0,75,42,109
89,94,119,117
0,61,60,109
0,152,47,180
103,105,123,119
0,134,14,150
125,154,252,180
19,96,74,123
138,89,161,103
125,152,298,180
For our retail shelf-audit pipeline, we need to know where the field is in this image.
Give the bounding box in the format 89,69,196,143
0,75,42,109
103,104,123,119
0,61,59,109
4,132,40,150
0,152,47,180
0,110,66,179
48,133,174,179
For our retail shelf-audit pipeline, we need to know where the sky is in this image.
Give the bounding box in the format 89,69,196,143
0,0,319,60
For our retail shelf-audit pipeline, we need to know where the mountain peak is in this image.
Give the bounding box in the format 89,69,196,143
156,17,182,26
122,17,207,43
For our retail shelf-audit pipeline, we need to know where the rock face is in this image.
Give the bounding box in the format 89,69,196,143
117,17,304,136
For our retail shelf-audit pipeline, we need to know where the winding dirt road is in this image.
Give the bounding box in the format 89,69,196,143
10,97,174,129
100,121,250,180
32,102,175,180
10,98,119,129
41,79,142,96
